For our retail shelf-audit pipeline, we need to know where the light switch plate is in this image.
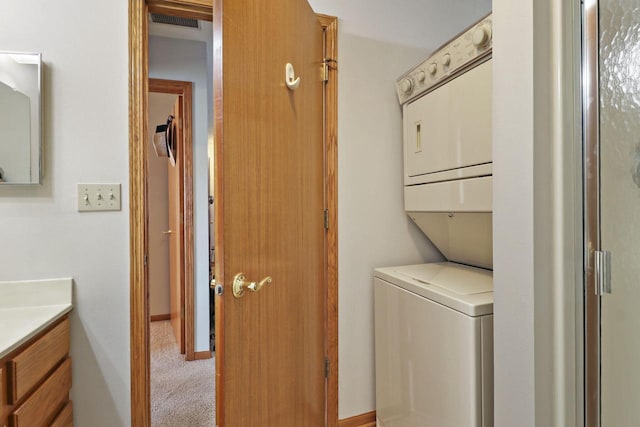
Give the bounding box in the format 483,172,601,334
77,183,121,212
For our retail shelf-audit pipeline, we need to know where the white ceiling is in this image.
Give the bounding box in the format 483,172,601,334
149,0,492,52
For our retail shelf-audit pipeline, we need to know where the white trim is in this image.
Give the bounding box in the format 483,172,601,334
532,0,583,425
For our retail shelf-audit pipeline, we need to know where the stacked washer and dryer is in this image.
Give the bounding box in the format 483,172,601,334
374,14,494,427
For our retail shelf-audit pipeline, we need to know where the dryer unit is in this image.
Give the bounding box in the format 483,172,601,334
397,13,493,270
375,13,494,427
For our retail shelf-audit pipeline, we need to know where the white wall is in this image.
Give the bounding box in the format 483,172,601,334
493,1,582,426
307,0,492,419
147,93,177,316
149,36,212,353
310,0,492,51
334,35,440,418
1,1,129,426
492,1,536,424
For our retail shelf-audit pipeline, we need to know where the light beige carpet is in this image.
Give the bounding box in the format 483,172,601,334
151,321,216,426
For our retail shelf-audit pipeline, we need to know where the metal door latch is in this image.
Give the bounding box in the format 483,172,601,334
211,279,224,296
214,283,224,296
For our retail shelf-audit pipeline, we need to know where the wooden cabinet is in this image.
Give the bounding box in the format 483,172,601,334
0,316,72,427
0,369,5,427
50,401,73,427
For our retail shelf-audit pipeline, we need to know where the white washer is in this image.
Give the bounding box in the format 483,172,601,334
374,262,493,427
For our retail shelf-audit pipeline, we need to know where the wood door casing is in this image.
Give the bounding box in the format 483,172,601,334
148,0,212,21
129,2,151,424
214,0,325,425
318,14,339,426
168,96,185,354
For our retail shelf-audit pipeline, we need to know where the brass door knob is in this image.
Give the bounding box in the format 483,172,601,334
232,273,272,298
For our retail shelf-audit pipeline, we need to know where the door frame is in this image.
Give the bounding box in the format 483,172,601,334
582,0,600,425
128,1,339,426
149,78,195,359
318,14,339,426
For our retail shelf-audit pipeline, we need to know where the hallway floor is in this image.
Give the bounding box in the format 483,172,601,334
151,321,216,426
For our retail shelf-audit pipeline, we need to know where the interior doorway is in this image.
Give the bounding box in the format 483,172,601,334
147,90,179,327
148,78,196,359
129,1,339,425
147,78,206,425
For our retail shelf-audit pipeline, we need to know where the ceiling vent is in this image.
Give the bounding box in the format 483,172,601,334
150,14,199,28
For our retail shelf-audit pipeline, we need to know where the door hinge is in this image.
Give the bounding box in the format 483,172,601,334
144,254,148,266
324,209,329,230
181,306,185,319
324,357,330,378
594,250,612,295
322,58,337,82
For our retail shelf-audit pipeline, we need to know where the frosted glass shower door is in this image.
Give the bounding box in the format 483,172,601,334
595,1,640,426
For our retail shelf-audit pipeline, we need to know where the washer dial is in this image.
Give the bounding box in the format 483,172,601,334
400,78,413,94
472,24,492,47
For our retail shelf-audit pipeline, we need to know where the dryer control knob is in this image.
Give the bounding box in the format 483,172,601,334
442,53,451,67
416,70,426,83
428,63,437,75
472,24,492,47
400,78,413,94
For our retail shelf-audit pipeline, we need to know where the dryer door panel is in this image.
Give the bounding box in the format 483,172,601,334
405,60,492,180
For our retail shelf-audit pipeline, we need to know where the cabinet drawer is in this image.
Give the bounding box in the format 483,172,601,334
9,318,69,404
50,400,73,427
0,367,4,407
11,357,71,427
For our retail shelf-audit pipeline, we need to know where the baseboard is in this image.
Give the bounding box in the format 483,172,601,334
338,411,376,427
194,350,212,360
150,314,170,322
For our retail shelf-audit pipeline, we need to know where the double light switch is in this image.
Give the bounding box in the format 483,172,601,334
77,183,121,212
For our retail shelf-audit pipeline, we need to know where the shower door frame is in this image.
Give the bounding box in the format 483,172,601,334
582,0,601,425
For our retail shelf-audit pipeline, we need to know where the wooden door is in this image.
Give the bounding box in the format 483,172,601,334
168,97,185,354
214,0,326,425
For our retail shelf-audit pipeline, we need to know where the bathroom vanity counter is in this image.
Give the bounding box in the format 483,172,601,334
0,278,73,427
0,278,73,359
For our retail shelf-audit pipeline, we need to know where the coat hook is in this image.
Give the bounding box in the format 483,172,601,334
285,63,300,90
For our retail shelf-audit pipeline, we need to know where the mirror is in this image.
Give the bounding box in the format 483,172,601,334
0,52,42,184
